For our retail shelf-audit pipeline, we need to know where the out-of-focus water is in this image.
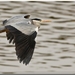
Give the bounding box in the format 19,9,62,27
0,1,75,74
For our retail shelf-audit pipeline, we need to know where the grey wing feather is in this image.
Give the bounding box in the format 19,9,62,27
5,15,36,35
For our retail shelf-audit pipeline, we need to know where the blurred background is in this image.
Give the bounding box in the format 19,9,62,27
0,1,75,74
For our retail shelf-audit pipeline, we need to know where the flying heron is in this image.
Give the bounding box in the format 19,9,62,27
0,14,50,65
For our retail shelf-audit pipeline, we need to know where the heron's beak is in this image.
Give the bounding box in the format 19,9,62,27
40,19,51,23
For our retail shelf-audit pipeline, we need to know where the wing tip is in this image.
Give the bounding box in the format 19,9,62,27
17,48,34,65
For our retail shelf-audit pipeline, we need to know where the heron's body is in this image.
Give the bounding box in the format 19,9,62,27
4,15,37,35
0,14,50,65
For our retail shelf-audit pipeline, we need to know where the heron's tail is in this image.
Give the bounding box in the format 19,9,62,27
0,26,6,33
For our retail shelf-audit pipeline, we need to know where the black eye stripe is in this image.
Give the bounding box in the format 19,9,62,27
32,18,41,21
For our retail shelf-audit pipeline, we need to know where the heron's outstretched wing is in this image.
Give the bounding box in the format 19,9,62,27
5,25,37,65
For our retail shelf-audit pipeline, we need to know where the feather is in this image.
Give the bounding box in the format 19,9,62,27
5,25,37,65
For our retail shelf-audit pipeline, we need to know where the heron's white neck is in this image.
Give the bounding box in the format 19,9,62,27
35,27,38,33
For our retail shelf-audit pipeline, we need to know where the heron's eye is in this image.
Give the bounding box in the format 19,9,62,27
27,21,31,24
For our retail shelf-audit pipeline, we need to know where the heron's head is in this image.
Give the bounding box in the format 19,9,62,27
24,15,51,28
31,18,51,28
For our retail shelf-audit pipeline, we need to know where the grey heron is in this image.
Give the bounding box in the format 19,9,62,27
0,14,51,65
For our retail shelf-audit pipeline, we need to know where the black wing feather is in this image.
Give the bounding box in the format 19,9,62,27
5,25,37,65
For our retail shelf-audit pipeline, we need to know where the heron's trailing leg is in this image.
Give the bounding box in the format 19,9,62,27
0,26,6,33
